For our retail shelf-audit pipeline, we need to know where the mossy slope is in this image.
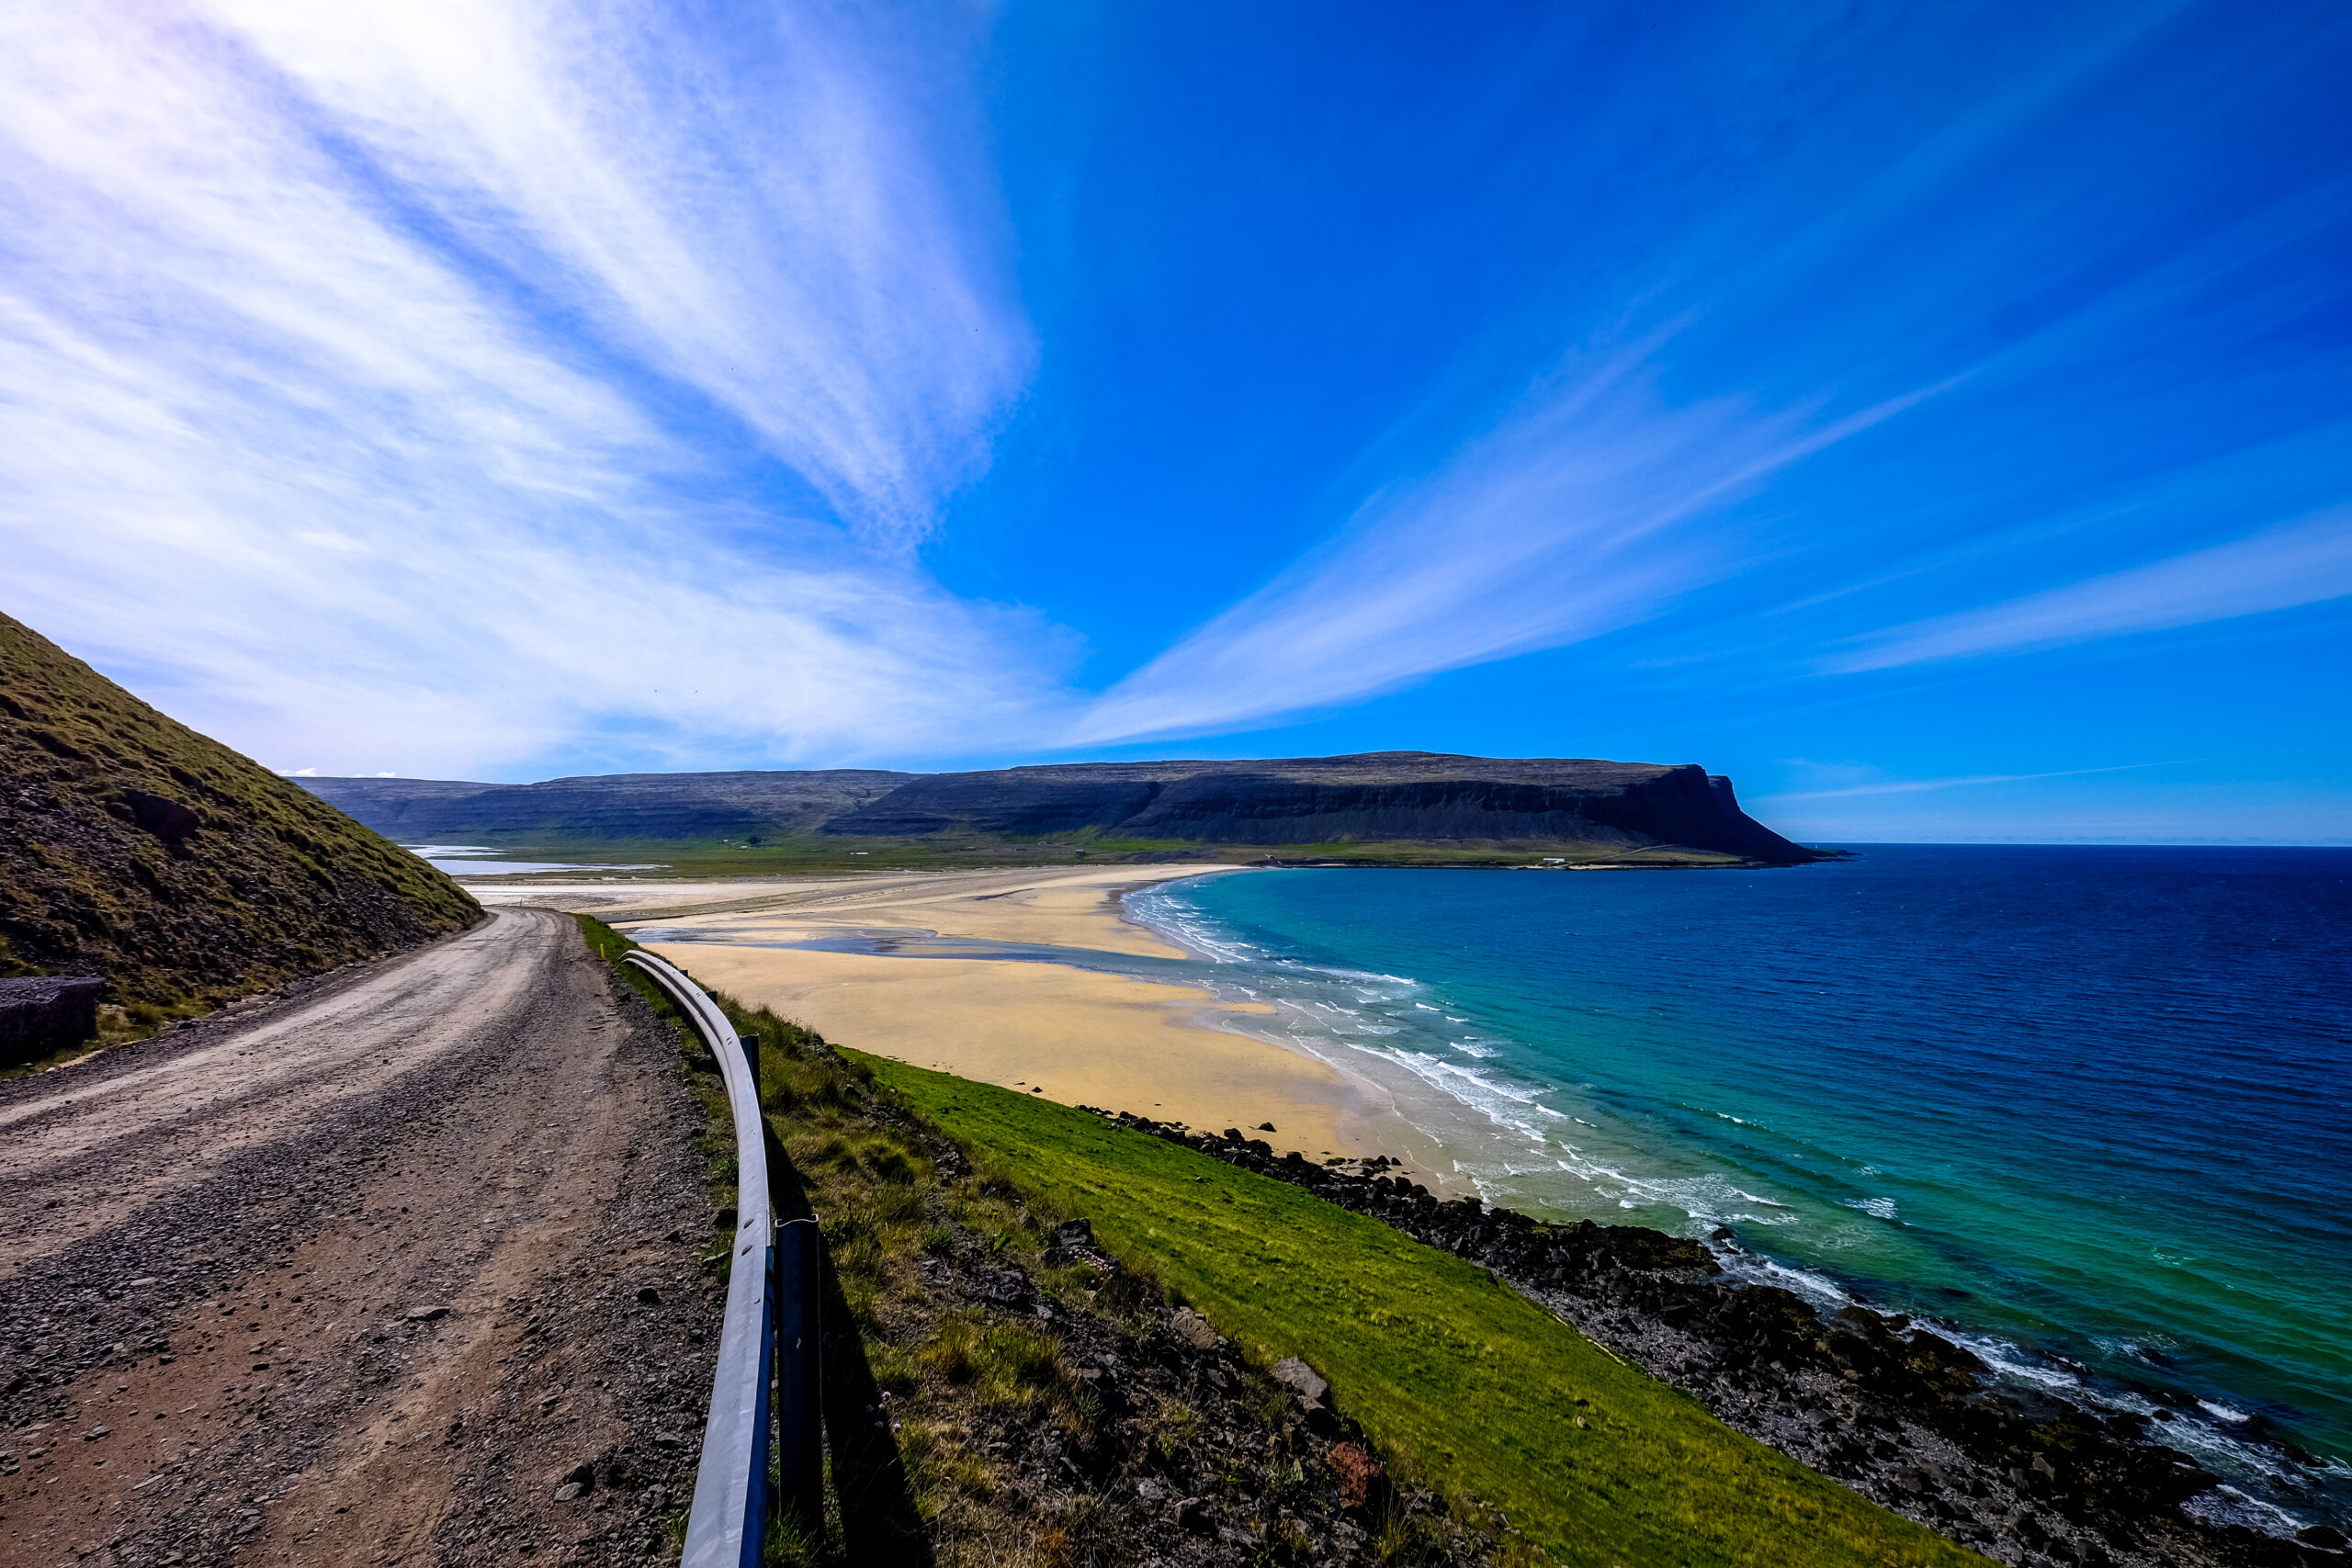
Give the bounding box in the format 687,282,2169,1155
0,610,479,1016
863,1055,1987,1568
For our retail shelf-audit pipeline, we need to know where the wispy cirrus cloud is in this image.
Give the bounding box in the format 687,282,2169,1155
194,0,1032,539
1751,761,2182,804
0,0,1051,776
1061,3,2348,752
1827,507,2352,673
1073,348,1938,745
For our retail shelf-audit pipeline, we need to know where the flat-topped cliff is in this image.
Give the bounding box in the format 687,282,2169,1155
821,752,1807,862
300,751,1817,865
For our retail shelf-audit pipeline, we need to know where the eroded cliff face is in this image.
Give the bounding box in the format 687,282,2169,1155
303,751,1817,864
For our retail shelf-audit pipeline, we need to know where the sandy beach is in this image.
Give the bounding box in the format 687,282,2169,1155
484,865,1439,1168
470,863,1209,957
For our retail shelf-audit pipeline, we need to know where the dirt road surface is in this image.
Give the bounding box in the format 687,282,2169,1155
0,908,721,1568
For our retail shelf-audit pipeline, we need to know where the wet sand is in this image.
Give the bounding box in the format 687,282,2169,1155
488,864,1429,1165
473,864,1213,958
642,943,1405,1158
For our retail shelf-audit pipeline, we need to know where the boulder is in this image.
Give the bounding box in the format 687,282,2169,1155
1041,1216,1118,1275
0,976,105,1065
122,788,201,842
1271,1357,1329,1404
1170,1309,1221,1351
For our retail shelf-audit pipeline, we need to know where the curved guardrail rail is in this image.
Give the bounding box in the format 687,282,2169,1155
622,949,790,1568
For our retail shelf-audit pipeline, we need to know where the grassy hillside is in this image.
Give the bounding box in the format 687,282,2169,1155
585,915,1521,1565
0,610,479,1033
861,1055,1986,1568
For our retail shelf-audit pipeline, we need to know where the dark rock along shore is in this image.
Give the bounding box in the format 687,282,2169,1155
1074,1110,2347,1568
894,1144,1503,1567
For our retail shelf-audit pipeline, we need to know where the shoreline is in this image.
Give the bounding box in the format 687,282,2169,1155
1112,872,2351,1549
484,864,1461,1184
1094,1109,2335,1568
496,863,2345,1550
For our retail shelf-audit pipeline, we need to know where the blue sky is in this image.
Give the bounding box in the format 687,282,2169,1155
2,1,2346,841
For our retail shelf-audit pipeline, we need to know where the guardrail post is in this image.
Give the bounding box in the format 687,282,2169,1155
775,1216,823,1524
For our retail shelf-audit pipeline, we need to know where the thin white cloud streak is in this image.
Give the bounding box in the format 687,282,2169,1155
1827,507,2352,673
0,0,1059,775
201,0,1031,539
1752,761,2178,804
1073,349,1939,745
1063,6,2343,752
1062,7,2187,751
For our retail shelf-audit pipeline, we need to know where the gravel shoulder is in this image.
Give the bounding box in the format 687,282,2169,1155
0,908,721,1568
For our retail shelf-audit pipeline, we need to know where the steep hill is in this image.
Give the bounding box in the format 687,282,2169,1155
0,611,480,1016
301,751,1817,865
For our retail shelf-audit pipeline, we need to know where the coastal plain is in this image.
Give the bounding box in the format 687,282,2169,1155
472,864,1449,1176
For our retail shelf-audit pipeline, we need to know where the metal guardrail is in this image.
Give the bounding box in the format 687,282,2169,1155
622,949,820,1568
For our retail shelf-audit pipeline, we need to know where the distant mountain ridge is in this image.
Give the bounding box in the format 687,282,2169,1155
303,769,913,842
300,752,1816,864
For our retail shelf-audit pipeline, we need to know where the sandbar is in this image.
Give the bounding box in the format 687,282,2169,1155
478,863,1214,959
495,863,1440,1170
642,943,1408,1160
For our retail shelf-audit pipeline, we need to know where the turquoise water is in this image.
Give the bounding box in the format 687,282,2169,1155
1126,848,2352,1528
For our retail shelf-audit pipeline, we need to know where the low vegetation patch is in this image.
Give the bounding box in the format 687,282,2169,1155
860,1055,1986,1568
580,914,1510,1567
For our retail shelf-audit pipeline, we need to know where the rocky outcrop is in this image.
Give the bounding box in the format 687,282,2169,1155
302,751,1818,864
0,611,479,1018
907,1205,1496,1567
1080,1111,2345,1568
0,976,103,1065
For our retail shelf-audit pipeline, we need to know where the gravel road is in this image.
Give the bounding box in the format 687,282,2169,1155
0,908,722,1568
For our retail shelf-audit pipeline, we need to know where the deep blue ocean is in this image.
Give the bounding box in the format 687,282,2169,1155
1126,847,2352,1529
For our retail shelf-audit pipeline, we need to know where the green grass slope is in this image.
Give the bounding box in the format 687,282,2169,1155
0,610,479,1031
864,1055,1986,1568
